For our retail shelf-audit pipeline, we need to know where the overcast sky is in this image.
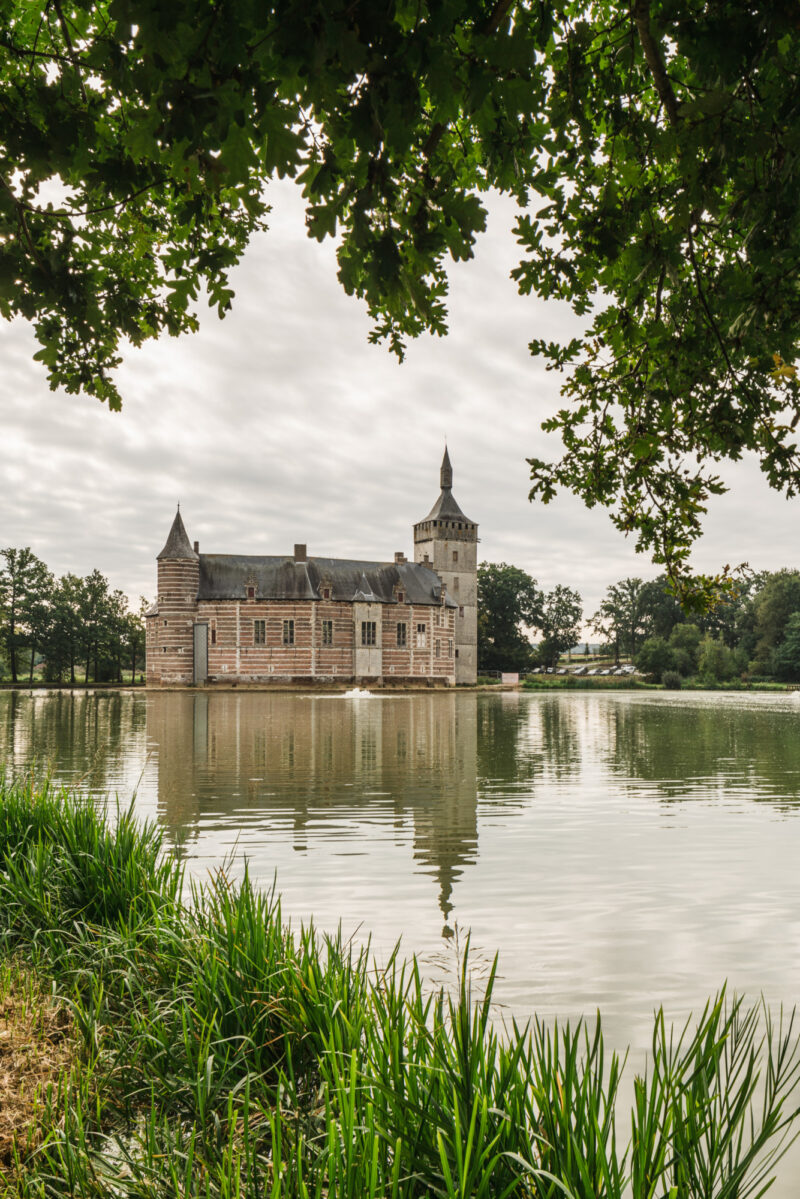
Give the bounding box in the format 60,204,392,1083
2,179,799,631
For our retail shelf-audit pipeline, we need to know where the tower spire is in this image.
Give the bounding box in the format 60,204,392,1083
440,445,453,491
157,507,197,560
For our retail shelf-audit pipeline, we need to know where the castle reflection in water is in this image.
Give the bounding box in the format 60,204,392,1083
147,692,482,927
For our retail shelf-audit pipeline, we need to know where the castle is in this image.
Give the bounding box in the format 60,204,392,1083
145,450,478,687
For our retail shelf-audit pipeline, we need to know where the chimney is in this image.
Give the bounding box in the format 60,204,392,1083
193,541,199,554
294,543,307,562
394,551,407,564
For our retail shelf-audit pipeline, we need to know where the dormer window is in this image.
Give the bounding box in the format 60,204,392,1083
322,587,331,600
246,586,255,601
397,590,405,604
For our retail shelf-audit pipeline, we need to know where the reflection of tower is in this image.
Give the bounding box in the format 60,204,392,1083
398,695,479,931
413,449,479,684
146,691,481,928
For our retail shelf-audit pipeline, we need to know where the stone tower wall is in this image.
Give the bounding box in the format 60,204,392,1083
414,522,478,684
147,558,199,685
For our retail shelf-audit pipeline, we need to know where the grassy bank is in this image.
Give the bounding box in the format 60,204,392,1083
521,676,799,693
521,676,654,691
2,778,800,1197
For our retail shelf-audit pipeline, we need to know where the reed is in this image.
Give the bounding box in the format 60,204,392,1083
1,774,799,1198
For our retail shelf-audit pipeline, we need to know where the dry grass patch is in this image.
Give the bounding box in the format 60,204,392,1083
0,963,75,1171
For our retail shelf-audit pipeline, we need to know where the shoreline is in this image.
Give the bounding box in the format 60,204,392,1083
1,776,797,1196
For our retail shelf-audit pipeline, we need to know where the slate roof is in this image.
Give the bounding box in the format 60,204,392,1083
420,489,475,523
417,447,477,526
197,555,456,606
157,509,198,560
440,445,453,490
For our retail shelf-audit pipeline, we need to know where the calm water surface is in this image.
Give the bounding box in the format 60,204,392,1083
3,686,800,1164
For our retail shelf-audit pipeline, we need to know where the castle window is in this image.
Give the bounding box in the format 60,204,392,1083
322,619,333,645
163,619,168,626
283,620,294,646
254,620,266,645
397,590,404,603
459,605,464,618
453,577,459,591
397,622,407,647
435,639,441,658
416,624,426,648
361,621,377,647
246,586,255,600
322,587,331,600
449,639,454,657
211,623,217,645
452,550,458,563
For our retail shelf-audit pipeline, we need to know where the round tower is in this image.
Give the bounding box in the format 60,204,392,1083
413,449,478,684
148,508,199,685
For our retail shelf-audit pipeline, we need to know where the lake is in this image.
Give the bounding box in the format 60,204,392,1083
3,687,800,1133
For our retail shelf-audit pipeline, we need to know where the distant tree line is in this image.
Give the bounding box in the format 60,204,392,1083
591,571,800,685
477,563,582,673
0,548,145,685
479,562,800,685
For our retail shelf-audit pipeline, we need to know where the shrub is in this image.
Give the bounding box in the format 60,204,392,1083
668,623,702,675
662,670,682,689
698,636,739,683
636,637,674,681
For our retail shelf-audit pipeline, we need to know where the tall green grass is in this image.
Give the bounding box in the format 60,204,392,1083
2,774,800,1197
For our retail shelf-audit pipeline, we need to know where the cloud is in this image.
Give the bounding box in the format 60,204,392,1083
1,180,799,629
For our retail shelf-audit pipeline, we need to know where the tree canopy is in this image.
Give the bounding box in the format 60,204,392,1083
537,583,582,666
4,1,800,590
0,548,145,683
477,561,541,671
590,577,652,662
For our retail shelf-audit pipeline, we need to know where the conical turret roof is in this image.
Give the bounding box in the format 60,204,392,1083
157,508,198,560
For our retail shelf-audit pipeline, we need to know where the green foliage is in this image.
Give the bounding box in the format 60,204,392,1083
2,778,800,1197
635,635,675,682
668,622,702,677
662,669,682,690
751,570,800,671
769,612,800,683
4,2,800,582
591,577,653,660
636,623,702,680
697,636,740,683
477,561,541,672
0,547,52,684
538,583,583,667
638,576,686,641
0,547,145,685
